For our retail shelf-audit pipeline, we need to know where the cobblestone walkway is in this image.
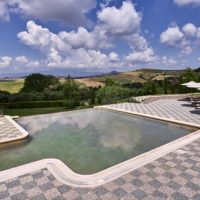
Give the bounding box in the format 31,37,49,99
0,116,26,143
1,139,200,200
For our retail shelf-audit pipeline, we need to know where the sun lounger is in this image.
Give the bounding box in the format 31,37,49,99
194,102,200,109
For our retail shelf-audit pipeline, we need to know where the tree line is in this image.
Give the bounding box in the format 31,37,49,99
0,68,199,109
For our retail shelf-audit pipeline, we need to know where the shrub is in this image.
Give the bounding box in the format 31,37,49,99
0,100,65,109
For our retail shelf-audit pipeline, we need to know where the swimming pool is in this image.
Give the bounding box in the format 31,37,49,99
0,109,197,174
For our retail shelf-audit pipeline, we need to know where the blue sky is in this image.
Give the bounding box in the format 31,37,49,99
0,0,200,76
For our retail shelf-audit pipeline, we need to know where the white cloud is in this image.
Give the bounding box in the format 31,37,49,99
60,27,95,49
18,19,156,69
61,49,110,69
0,2,9,21
18,21,59,48
59,26,111,50
17,21,113,69
97,1,156,67
125,34,150,51
160,25,184,46
97,1,141,35
181,46,193,55
0,57,12,68
47,49,63,67
1,0,96,27
174,0,200,6
26,61,40,67
182,23,197,37
109,52,119,62
160,23,200,56
15,56,28,64
17,21,69,54
126,48,157,64
16,1,157,70
2,55,41,69
161,56,177,65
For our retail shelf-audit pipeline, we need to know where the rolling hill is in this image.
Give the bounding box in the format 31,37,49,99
75,69,183,87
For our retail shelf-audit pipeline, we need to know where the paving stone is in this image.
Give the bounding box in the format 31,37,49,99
131,189,148,199
30,193,47,200
131,179,144,187
114,177,126,186
10,191,28,200
94,186,109,197
112,187,128,198
171,192,189,200
167,181,181,190
152,190,168,198
57,185,71,194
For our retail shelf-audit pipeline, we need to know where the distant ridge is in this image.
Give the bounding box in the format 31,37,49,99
0,67,198,79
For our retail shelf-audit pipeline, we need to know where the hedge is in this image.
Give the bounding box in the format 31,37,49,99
0,100,65,109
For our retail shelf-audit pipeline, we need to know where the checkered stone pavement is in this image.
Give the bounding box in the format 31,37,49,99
1,139,200,199
0,116,24,143
104,99,200,125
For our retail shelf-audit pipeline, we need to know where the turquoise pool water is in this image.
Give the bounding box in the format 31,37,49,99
0,109,197,174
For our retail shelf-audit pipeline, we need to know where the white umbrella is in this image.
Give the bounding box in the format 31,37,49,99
187,82,200,89
181,81,200,93
181,81,197,86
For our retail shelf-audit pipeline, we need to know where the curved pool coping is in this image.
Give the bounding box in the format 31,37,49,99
0,127,200,188
0,116,29,144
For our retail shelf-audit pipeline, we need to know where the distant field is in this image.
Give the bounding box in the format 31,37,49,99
0,79,24,93
75,78,104,87
0,69,182,92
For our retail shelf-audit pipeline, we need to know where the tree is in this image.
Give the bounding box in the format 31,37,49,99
89,88,96,105
63,79,79,98
105,78,116,87
21,73,59,93
194,67,200,73
163,78,168,94
182,68,198,82
63,79,81,108
97,85,131,104
144,81,157,95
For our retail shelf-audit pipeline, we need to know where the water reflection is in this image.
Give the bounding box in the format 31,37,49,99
0,109,196,173
17,110,98,134
17,110,142,153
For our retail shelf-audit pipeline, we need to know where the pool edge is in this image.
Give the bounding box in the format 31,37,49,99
0,116,29,144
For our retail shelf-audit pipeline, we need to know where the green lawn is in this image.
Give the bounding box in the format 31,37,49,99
1,106,92,117
1,107,68,117
0,80,24,93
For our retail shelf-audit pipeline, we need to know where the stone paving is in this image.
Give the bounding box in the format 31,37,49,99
104,99,200,125
0,116,25,143
1,98,200,199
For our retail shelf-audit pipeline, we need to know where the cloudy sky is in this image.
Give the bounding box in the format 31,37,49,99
0,0,200,75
